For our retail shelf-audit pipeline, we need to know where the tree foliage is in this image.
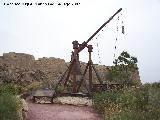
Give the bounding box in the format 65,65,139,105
110,51,141,86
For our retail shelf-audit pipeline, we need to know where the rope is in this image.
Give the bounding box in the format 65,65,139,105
121,14,125,34
97,42,101,64
114,13,125,59
114,16,119,59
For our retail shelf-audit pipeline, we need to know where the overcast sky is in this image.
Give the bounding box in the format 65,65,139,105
0,0,160,83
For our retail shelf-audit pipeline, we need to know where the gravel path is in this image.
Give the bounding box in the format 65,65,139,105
27,102,102,120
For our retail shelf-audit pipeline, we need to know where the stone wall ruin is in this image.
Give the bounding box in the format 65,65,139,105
0,52,140,87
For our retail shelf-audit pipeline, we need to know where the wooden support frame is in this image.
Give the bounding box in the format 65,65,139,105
51,8,122,100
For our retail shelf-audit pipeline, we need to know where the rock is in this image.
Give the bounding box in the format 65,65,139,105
52,97,92,106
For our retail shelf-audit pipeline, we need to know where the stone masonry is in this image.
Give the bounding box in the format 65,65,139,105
0,52,140,87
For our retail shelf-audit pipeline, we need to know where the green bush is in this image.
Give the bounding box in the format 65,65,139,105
0,95,22,120
0,84,22,120
92,90,122,116
0,83,20,95
93,83,160,120
112,110,145,120
21,81,44,93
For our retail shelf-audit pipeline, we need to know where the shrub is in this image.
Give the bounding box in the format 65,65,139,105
0,95,22,120
0,83,20,95
93,83,160,120
21,81,44,93
112,110,145,120
92,90,122,114
0,84,22,120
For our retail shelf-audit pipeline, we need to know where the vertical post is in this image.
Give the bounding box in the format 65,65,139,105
88,45,93,94
89,52,92,93
72,41,79,93
73,48,77,93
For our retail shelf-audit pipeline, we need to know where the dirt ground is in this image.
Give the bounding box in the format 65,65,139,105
27,102,102,120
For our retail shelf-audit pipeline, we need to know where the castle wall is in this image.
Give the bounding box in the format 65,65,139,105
2,52,35,70
0,52,141,86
